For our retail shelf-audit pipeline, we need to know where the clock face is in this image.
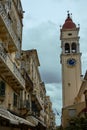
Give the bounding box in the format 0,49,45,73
67,58,76,66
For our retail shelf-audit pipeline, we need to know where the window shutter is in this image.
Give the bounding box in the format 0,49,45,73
0,81,5,96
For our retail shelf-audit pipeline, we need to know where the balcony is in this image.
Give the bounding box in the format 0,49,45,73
0,42,25,89
23,100,30,110
32,91,43,110
0,2,19,51
32,101,40,117
19,100,30,116
22,69,33,91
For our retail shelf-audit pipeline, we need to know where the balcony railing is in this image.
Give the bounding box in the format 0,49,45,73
0,2,19,51
32,90,43,110
22,68,33,90
0,42,25,89
22,100,30,110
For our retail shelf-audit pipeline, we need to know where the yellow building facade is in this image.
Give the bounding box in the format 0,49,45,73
45,96,56,130
0,0,55,130
60,12,87,128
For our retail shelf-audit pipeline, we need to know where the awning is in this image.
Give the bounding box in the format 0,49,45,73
0,107,34,126
38,119,46,127
26,116,38,126
26,116,46,127
13,115,35,126
0,107,18,125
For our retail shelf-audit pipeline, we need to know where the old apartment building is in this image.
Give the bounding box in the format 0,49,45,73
0,0,56,130
45,96,56,130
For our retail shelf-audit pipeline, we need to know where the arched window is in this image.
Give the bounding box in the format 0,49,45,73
72,42,77,53
65,43,70,53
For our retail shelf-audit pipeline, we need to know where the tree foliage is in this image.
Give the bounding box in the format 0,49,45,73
64,116,87,130
56,125,63,130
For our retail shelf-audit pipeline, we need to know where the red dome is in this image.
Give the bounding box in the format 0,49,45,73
62,14,76,29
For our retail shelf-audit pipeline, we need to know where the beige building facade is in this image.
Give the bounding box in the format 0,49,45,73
0,0,56,130
45,96,56,130
0,0,24,113
60,12,82,108
60,12,87,128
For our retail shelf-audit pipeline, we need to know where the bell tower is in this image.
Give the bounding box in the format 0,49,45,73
60,12,82,107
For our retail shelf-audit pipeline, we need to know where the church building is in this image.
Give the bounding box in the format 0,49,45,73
60,11,87,127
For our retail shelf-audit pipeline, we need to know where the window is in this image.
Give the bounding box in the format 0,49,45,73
5,0,11,13
26,100,30,109
17,0,22,11
68,33,72,36
72,42,77,53
32,101,38,113
17,20,21,37
69,109,76,117
0,81,5,96
65,43,70,53
13,93,18,107
25,91,26,100
8,1,11,10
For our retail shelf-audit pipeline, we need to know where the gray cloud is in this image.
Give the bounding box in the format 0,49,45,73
46,83,62,125
22,21,61,83
41,69,61,83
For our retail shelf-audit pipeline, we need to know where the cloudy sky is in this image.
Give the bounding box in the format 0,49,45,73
21,0,87,125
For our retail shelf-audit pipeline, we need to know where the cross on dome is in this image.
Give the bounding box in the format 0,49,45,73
62,11,76,29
